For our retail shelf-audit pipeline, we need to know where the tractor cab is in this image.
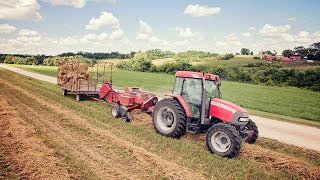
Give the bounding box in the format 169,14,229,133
172,71,221,126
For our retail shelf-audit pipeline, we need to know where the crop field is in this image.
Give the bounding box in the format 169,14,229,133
8,64,320,126
0,68,319,179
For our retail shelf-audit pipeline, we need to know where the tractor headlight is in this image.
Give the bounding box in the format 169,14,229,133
238,117,249,122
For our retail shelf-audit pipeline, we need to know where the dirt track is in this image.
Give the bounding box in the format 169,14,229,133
1,64,319,152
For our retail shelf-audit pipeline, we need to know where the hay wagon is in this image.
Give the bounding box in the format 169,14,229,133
57,61,112,101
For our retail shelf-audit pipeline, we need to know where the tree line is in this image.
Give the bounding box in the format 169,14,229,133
282,42,320,60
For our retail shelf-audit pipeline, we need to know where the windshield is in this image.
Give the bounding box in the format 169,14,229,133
205,80,220,98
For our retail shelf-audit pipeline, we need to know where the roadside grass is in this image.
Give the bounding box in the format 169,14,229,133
256,137,320,166
0,68,311,179
5,64,320,126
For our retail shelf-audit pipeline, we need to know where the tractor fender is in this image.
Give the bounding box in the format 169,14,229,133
164,94,191,118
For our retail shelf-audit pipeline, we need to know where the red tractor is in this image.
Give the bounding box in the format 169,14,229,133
152,71,258,158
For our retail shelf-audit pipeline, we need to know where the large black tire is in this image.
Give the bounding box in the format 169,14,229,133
152,98,187,138
206,123,242,158
245,119,259,144
76,94,82,101
61,89,67,96
111,105,121,118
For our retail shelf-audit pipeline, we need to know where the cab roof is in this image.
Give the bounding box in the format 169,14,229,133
175,71,220,81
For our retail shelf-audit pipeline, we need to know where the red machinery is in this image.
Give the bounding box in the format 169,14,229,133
58,62,158,121
99,83,158,122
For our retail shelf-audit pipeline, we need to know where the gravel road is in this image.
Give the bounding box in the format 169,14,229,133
1,64,319,152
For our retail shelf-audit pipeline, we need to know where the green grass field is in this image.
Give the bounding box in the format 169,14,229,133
5,64,320,126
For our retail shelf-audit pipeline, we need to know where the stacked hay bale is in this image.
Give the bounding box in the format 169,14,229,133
57,63,91,91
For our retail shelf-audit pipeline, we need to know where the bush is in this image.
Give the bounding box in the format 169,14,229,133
149,65,159,72
116,60,132,69
220,53,234,60
253,56,261,60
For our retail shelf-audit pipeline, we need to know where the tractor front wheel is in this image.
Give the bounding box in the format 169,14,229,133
152,98,187,138
245,119,259,144
206,123,242,158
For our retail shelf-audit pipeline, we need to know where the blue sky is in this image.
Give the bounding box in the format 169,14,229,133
0,0,319,55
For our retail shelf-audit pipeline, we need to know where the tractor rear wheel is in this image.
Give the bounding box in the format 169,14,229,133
152,98,187,138
206,123,242,158
245,119,259,144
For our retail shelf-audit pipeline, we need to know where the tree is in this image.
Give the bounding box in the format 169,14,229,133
264,50,273,55
241,48,250,55
294,46,308,57
314,51,320,61
282,49,294,57
307,53,315,60
309,42,320,52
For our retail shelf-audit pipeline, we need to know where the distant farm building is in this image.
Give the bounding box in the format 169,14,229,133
281,57,292,63
290,56,302,61
263,55,274,61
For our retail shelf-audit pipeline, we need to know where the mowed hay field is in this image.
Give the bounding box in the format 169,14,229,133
1,68,320,179
8,64,320,126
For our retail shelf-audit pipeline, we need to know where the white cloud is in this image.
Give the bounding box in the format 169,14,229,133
174,39,189,46
110,29,124,40
17,29,42,42
107,0,119,4
184,4,221,17
148,36,168,46
59,36,78,46
288,17,296,21
85,11,120,30
259,24,291,38
136,20,152,40
242,32,251,37
0,0,42,21
0,24,16,33
216,33,242,48
45,0,86,8
175,27,195,38
249,27,256,31
225,33,238,41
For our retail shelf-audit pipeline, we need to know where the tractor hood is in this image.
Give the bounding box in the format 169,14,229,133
209,98,249,126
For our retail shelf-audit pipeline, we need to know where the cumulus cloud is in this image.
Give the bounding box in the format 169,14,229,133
175,27,195,38
249,27,256,31
59,36,78,46
85,11,120,30
136,20,152,40
107,0,119,4
0,24,16,33
110,29,124,40
45,0,86,8
216,33,242,47
242,32,251,37
259,24,291,38
0,0,42,21
17,29,43,42
184,4,221,17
